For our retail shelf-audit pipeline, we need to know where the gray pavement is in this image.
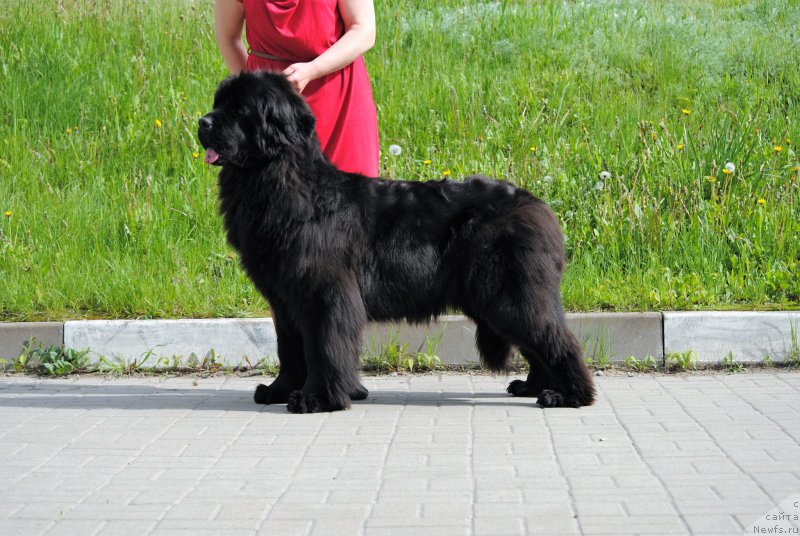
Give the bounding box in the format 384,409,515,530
1,372,799,535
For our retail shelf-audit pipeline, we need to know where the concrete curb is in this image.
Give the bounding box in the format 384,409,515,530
1,312,798,366
664,311,800,363
64,319,277,367
0,322,63,363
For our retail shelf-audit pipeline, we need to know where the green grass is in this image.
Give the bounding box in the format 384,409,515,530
1,0,798,321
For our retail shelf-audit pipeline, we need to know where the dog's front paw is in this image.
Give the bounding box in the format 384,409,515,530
507,379,542,397
286,390,346,414
537,389,566,408
254,383,290,405
286,390,309,413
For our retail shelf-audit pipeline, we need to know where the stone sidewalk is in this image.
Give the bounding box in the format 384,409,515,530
1,372,799,535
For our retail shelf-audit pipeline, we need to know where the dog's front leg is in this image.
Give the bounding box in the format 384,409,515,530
254,306,306,405
286,283,366,414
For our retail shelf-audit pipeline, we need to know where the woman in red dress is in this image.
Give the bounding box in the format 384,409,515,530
215,0,380,177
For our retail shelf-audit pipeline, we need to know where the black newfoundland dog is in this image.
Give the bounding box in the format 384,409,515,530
197,71,594,413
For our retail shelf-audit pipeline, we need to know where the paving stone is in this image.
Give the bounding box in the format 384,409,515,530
1,372,799,535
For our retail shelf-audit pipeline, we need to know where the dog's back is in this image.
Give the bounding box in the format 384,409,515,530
349,174,564,320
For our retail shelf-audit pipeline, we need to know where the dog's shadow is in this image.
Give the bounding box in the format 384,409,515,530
0,381,539,413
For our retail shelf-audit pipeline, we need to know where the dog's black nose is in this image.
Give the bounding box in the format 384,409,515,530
198,116,213,130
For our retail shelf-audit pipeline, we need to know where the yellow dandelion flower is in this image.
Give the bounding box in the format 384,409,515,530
793,165,800,172
4,210,11,217
192,151,200,159
65,128,72,135
706,176,717,183
423,159,432,165
677,144,684,150
442,169,452,177
774,145,783,153
155,119,163,128
651,133,658,141
757,198,766,205
722,168,733,175
682,109,691,115
786,138,792,145
530,146,537,153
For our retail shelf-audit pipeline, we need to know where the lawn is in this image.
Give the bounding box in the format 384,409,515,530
1,0,798,321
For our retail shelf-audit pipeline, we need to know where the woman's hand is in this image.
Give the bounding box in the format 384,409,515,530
282,62,320,94
283,0,375,92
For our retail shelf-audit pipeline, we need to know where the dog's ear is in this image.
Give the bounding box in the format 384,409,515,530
250,73,315,144
255,97,295,148
292,103,316,141
253,90,317,150
280,96,316,146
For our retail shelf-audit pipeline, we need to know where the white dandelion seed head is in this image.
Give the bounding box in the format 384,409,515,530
594,181,605,191
724,162,736,173
599,171,611,181
388,144,402,156
543,175,553,183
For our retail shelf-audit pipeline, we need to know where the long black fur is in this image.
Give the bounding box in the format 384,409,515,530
198,71,595,413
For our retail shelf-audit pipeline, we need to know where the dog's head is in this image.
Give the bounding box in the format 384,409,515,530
197,71,316,168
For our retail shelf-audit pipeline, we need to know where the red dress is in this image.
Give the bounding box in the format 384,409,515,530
242,0,380,177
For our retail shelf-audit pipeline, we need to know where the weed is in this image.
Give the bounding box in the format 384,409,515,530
788,318,800,367
583,328,614,369
360,328,445,373
30,345,89,376
199,349,223,371
186,353,201,370
12,347,31,373
722,352,745,373
255,356,280,376
96,355,126,374
362,329,411,372
762,355,775,367
624,355,659,372
410,331,444,372
666,350,698,371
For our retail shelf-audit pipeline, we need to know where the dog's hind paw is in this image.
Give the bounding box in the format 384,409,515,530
350,384,369,401
536,389,586,408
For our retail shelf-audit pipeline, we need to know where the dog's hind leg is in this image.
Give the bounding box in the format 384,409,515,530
254,307,306,405
510,320,595,408
487,287,594,407
507,349,555,398
475,321,512,372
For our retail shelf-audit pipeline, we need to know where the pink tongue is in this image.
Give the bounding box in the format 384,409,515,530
204,148,220,164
